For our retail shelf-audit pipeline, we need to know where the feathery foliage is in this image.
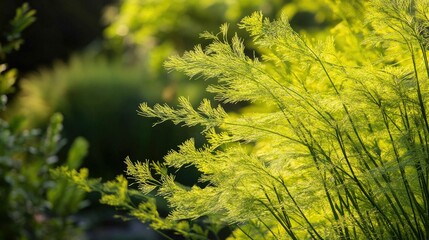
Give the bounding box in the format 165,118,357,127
65,0,429,239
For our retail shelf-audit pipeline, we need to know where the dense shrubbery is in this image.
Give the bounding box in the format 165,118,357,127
62,0,429,239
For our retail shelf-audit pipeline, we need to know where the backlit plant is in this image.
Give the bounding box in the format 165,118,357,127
63,0,429,239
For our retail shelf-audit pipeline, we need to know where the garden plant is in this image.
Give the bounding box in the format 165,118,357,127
59,0,429,239
0,4,89,239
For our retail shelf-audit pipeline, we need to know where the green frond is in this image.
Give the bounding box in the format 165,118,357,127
51,167,99,193
131,198,160,223
139,97,226,131
125,157,159,194
99,175,129,207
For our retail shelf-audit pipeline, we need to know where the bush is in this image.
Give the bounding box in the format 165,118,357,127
0,4,89,239
0,113,89,240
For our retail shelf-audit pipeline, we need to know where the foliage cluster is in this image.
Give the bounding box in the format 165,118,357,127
0,4,89,239
0,112,89,240
62,0,429,239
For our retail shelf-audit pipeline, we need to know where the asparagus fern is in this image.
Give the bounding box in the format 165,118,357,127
66,0,429,238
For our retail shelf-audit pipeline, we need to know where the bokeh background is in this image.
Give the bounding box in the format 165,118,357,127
0,0,333,239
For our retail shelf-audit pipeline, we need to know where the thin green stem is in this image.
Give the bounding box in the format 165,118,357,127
256,216,280,240
278,178,324,240
335,129,401,238
380,107,421,238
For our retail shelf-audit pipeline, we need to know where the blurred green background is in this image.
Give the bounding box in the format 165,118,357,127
0,0,333,239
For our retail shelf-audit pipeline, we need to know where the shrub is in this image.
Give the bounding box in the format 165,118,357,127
65,0,429,239
0,113,89,240
0,4,89,239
